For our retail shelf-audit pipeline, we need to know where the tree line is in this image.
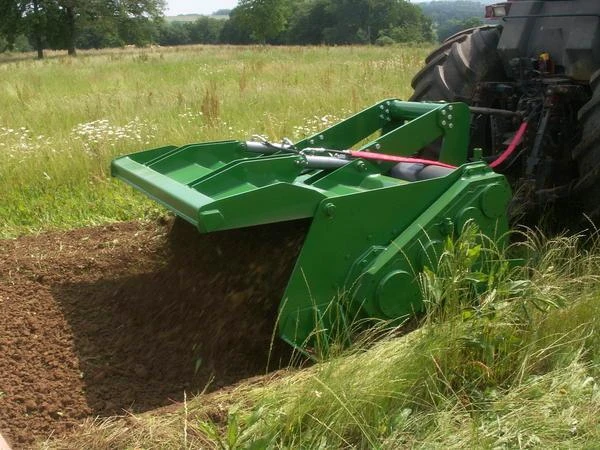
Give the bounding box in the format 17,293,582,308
0,0,485,57
224,0,434,45
0,0,165,57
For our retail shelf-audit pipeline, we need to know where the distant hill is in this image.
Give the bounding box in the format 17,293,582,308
166,14,204,22
212,9,232,16
166,10,230,23
418,1,485,23
417,1,486,41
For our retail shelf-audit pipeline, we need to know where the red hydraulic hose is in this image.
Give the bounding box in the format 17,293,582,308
349,151,457,169
489,122,529,169
349,121,528,171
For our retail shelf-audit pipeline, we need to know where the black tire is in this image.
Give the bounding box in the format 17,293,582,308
409,26,507,162
410,25,505,103
573,69,600,220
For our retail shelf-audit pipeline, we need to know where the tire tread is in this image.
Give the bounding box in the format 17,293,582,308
410,26,503,103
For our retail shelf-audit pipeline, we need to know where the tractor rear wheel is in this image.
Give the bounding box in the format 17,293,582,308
410,25,505,103
573,69,600,220
410,25,508,164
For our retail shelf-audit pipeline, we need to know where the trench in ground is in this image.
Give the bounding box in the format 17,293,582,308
0,219,308,448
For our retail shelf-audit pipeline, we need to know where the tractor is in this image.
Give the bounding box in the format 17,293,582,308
411,0,600,220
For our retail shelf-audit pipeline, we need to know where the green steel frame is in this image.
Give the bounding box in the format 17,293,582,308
112,100,511,350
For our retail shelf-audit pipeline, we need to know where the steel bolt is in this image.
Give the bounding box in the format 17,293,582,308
319,134,324,141
310,139,315,145
356,161,368,171
441,110,447,116
324,203,336,218
442,120,447,126
449,123,454,129
449,105,454,111
439,217,454,236
448,115,453,120
375,143,381,150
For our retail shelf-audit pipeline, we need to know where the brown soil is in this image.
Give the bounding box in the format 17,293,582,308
0,219,307,448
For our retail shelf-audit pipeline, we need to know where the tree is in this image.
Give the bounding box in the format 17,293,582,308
157,21,191,46
285,0,334,45
219,0,433,46
379,0,434,43
63,0,166,55
319,0,432,45
417,1,485,42
187,17,224,44
220,7,253,44
1,0,79,58
437,16,483,42
322,0,370,44
235,0,290,44
21,0,63,59
0,0,24,51
0,0,166,57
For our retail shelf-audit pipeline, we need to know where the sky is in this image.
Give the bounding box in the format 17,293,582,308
165,0,436,16
166,0,239,16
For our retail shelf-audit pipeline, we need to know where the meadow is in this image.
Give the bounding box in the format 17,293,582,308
0,45,427,238
1,45,598,449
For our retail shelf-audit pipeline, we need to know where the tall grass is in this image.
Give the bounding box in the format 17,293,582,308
45,228,600,449
0,44,430,237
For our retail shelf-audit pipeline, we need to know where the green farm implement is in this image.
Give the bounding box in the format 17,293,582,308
113,1,600,352
112,100,511,350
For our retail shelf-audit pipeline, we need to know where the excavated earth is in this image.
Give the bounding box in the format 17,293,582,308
0,219,308,448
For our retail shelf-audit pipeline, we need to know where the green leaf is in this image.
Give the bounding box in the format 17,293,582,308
227,413,239,448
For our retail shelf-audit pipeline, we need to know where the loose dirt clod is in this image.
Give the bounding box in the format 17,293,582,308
0,219,307,448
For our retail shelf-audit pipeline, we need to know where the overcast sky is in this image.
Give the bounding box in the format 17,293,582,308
166,0,239,16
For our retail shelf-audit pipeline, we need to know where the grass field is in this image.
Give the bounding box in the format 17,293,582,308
1,45,599,449
0,44,428,238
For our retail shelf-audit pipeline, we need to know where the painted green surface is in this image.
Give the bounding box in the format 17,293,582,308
112,100,511,350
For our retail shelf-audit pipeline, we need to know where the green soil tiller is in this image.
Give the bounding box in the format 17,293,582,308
112,100,511,350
